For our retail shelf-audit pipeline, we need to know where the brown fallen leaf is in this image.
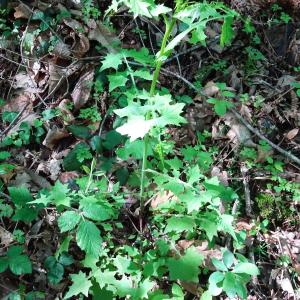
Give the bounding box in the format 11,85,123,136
203,81,220,97
48,60,65,95
0,226,13,247
71,33,90,58
71,67,95,110
42,127,69,149
151,190,177,209
286,128,299,140
59,171,80,184
14,3,31,19
88,20,119,53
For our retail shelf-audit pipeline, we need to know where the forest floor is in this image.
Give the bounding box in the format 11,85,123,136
0,1,299,299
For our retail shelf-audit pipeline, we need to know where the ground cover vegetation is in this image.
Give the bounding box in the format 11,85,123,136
0,0,299,299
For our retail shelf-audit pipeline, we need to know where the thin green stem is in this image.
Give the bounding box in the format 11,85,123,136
139,16,176,229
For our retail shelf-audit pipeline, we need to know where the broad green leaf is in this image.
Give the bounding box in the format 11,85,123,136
44,256,64,285
187,164,201,185
223,249,234,268
100,53,123,71
221,16,234,47
209,271,224,285
167,247,203,282
211,258,228,272
0,151,10,160
82,203,112,221
200,291,212,300
9,254,32,275
233,262,260,276
201,218,218,241
64,271,92,299
108,73,129,92
126,0,152,18
131,278,155,299
8,187,33,206
67,125,92,139
165,216,195,233
58,211,81,233
12,207,38,223
223,272,236,298
76,220,101,257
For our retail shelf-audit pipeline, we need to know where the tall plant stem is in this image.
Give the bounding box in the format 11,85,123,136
139,17,176,229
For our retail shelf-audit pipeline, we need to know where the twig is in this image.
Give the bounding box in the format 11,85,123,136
230,109,300,166
241,164,253,217
0,103,30,138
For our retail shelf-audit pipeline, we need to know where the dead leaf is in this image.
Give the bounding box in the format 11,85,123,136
71,67,95,110
10,172,31,189
48,60,65,94
203,81,220,97
59,171,80,184
25,169,52,190
58,99,75,124
151,190,177,209
211,166,228,186
52,41,71,58
224,112,256,147
72,33,90,58
0,226,13,247
13,72,41,93
88,20,119,53
42,127,69,149
14,3,31,19
286,128,299,140
2,92,33,113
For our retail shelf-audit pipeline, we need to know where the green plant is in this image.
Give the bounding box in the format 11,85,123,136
79,106,102,123
208,249,259,299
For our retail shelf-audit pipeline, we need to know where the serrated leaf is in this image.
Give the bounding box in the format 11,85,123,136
8,187,33,206
9,254,32,275
223,272,236,298
100,53,123,71
58,211,81,233
165,216,195,233
133,69,153,80
64,271,92,299
108,74,129,92
167,247,203,282
233,262,259,275
76,220,101,257
82,203,112,221
49,181,71,207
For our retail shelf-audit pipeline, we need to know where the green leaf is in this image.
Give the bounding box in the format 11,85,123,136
221,16,234,47
126,0,152,18
233,262,260,276
165,216,195,233
0,151,11,160
209,271,224,285
200,291,212,300
64,271,92,299
211,258,228,272
49,181,71,207
44,256,64,285
58,211,81,233
187,165,201,185
9,253,32,275
8,187,33,206
67,125,92,139
12,206,38,223
200,218,218,241
167,247,203,282
223,272,237,298
100,53,123,71
76,220,101,257
133,69,153,80
108,74,129,92
223,249,234,269
82,203,112,221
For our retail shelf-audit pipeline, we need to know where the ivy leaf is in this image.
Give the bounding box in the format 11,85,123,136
165,216,195,233
233,262,260,276
221,16,234,47
76,220,102,257
58,211,81,233
64,271,93,299
167,247,203,282
100,53,123,71
108,73,129,92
